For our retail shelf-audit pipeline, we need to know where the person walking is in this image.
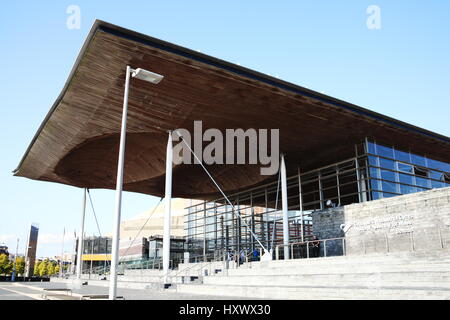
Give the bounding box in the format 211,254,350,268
311,236,320,257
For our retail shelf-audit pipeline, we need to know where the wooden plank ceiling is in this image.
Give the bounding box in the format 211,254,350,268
14,21,450,200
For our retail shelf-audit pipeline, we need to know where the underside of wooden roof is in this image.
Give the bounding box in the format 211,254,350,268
14,20,450,200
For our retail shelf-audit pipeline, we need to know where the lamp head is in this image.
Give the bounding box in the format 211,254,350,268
131,68,164,84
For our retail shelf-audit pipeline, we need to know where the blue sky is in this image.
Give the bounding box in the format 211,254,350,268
0,1,449,258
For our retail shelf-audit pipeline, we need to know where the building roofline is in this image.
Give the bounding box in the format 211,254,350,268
13,19,450,175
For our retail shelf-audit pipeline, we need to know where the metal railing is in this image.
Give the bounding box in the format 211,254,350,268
117,258,173,272
169,249,227,282
75,257,175,277
274,237,346,260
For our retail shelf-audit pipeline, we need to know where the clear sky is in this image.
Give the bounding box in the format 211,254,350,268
0,1,449,258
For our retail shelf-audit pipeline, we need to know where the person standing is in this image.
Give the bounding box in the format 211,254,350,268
311,236,320,258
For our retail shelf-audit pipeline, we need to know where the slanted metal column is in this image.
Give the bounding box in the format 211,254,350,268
109,65,131,300
298,167,304,242
280,154,290,259
163,131,173,283
203,202,207,262
76,188,87,279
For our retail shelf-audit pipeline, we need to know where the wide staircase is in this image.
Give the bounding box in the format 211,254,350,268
175,250,450,299
54,256,228,290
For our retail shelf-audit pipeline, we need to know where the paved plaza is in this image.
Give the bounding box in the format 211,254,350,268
0,281,249,300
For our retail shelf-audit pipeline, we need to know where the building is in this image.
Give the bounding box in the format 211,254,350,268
120,198,189,240
24,224,39,277
72,199,190,272
184,140,450,257
0,245,9,256
77,236,112,272
14,20,450,266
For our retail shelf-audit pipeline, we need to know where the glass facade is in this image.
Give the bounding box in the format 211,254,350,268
366,140,450,200
82,237,112,255
183,138,450,257
184,155,368,256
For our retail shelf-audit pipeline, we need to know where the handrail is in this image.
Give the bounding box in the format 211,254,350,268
275,237,346,260
78,257,175,276
169,249,226,282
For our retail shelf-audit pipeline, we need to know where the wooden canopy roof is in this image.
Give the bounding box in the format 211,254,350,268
14,20,450,200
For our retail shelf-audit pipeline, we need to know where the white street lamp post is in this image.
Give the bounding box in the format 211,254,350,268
109,66,164,300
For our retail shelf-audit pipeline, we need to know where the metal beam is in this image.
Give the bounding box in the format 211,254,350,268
76,188,87,279
280,154,290,259
163,131,173,283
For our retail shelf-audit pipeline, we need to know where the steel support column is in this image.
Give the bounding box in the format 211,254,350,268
297,167,304,242
163,131,173,283
76,188,87,279
280,154,290,259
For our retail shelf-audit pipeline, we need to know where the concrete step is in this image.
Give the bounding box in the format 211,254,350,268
223,263,450,276
123,269,164,276
175,283,450,300
203,271,450,289
51,278,167,290
227,256,450,269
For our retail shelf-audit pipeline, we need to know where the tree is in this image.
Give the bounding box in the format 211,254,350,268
0,254,13,275
34,261,41,276
15,257,25,275
38,259,49,277
54,265,60,275
47,263,55,276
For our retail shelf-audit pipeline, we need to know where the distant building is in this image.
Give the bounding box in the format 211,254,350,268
75,236,112,272
0,245,9,256
24,223,39,277
119,198,188,240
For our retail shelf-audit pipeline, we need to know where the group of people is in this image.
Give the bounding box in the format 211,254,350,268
226,248,260,265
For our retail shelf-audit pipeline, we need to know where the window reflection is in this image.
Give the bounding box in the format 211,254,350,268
366,140,450,200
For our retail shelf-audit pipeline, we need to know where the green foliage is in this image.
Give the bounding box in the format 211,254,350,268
15,256,25,275
38,259,49,277
47,263,54,275
0,254,13,275
54,265,60,275
34,261,41,276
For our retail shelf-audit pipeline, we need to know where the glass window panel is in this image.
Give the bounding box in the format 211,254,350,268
415,177,429,189
400,184,416,194
382,181,397,193
379,158,395,170
368,156,379,167
372,191,382,200
376,144,394,158
431,180,444,189
369,167,380,179
430,170,444,181
410,154,426,167
394,149,411,163
367,142,376,154
399,173,413,185
380,169,396,182
383,192,396,198
370,179,382,191
397,162,413,173
427,158,450,173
